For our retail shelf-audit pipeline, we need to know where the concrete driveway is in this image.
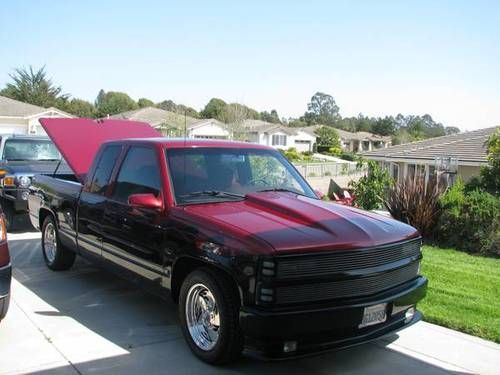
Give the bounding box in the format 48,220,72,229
1,230,499,375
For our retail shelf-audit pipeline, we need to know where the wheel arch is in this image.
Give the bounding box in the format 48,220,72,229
171,256,243,305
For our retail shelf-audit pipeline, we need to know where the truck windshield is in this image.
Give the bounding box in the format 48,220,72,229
3,139,61,161
166,147,316,204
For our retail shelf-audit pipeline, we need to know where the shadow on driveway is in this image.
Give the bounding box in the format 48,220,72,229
6,235,469,375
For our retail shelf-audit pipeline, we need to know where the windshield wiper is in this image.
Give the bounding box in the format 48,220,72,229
180,190,245,199
37,158,60,161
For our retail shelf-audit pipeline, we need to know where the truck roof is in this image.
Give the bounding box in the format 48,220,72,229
104,137,272,150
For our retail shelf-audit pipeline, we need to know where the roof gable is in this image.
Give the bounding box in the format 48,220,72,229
0,95,47,117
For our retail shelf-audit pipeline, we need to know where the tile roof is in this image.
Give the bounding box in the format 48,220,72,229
363,126,499,163
0,95,47,117
110,107,199,128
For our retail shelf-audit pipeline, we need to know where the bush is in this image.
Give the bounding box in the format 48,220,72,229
340,151,356,161
385,176,446,238
349,160,392,210
438,185,500,256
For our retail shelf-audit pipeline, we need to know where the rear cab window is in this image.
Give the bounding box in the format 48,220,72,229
89,145,122,194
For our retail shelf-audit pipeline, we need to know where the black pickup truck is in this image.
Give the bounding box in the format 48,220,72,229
0,134,63,229
28,118,427,364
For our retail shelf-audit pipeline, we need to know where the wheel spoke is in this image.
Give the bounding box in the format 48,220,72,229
185,283,220,351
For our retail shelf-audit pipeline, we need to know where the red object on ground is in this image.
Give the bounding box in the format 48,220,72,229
39,118,161,182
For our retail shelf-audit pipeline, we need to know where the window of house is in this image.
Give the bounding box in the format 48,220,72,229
112,146,161,203
89,145,122,195
271,134,287,146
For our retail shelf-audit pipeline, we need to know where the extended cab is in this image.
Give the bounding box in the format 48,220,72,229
29,118,427,364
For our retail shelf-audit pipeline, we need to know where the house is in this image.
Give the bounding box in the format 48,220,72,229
362,126,498,185
111,107,230,139
336,129,391,152
241,120,317,152
299,125,391,152
0,95,73,135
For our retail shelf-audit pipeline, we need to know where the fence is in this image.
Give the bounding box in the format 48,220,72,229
293,162,366,178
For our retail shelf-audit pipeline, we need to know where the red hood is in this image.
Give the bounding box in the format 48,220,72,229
39,118,160,182
184,192,419,254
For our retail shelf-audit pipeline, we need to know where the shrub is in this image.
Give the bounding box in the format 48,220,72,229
282,147,301,162
324,171,332,176
340,151,356,161
349,160,392,210
385,176,446,238
327,147,342,156
438,186,500,256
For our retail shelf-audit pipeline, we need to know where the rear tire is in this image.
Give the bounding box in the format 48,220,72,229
41,215,76,271
179,268,243,364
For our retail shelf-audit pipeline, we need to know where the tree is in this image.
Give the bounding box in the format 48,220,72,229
222,103,251,139
137,98,155,108
303,92,340,125
287,118,307,128
176,104,200,118
157,99,177,112
64,98,96,118
200,98,227,120
1,66,68,107
474,128,500,196
260,109,281,123
315,126,341,148
96,91,138,117
372,116,396,136
445,126,460,135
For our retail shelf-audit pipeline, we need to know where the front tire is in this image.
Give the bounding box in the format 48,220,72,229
41,215,76,271
179,268,243,364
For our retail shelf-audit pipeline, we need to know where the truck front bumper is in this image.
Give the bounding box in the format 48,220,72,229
1,187,29,212
240,276,427,360
0,263,12,321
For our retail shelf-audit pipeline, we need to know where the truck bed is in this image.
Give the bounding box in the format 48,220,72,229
28,174,82,234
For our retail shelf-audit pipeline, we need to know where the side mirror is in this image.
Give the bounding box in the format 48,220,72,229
128,193,163,210
314,189,325,199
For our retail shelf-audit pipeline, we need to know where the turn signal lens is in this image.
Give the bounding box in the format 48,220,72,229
2,176,15,186
0,169,6,177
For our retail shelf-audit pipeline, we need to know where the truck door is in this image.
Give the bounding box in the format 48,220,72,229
101,145,167,286
77,145,122,258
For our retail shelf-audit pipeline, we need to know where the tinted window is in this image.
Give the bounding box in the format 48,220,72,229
112,146,161,202
89,145,121,194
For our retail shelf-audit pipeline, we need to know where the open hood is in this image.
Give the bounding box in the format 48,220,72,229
39,118,161,182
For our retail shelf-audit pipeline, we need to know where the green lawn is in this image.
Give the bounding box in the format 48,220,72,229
419,245,500,343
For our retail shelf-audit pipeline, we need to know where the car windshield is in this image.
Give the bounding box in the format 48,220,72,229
166,147,316,204
3,139,61,161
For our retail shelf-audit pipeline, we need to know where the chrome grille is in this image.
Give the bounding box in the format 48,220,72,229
275,261,419,304
276,238,421,279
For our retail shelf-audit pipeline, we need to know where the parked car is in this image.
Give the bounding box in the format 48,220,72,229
28,118,427,364
0,208,11,323
0,134,63,230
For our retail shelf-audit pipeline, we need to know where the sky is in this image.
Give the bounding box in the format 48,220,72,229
0,0,499,131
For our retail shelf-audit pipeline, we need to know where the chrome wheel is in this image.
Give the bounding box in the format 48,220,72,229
185,283,220,351
43,222,57,263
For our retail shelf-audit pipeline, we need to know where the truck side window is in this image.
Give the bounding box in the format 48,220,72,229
89,145,121,194
112,146,161,203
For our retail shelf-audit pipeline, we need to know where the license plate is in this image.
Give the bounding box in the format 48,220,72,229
359,303,387,328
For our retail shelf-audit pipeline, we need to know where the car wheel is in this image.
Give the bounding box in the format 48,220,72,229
179,268,243,364
41,215,76,271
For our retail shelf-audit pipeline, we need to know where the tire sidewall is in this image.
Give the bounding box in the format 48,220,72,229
179,269,236,364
